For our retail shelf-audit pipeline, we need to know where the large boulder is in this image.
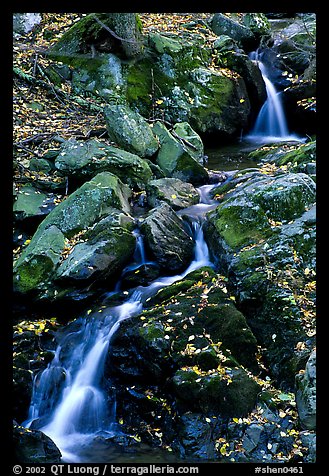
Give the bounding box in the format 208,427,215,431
140,202,194,273
13,172,132,295
55,212,136,283
152,121,208,186
205,169,316,387
55,139,154,188
104,103,159,158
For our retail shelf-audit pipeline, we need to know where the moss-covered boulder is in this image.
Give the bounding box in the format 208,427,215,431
13,423,61,463
146,177,199,210
104,103,159,158
55,138,154,188
152,121,208,185
13,173,132,296
13,225,65,294
108,267,259,382
55,212,136,283
173,366,260,417
172,122,205,164
140,202,194,273
205,168,316,387
51,20,252,138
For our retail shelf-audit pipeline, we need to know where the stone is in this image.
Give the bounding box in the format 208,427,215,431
295,349,316,430
55,138,154,188
146,177,199,210
13,173,132,295
211,13,256,50
104,103,159,158
13,225,65,294
172,366,260,417
13,423,61,463
152,121,208,186
140,202,194,272
56,213,136,283
13,185,56,222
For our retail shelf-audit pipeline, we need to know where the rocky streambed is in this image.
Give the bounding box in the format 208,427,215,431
13,12,316,465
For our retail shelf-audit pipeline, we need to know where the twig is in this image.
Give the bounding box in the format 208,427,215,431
171,130,199,150
14,142,43,158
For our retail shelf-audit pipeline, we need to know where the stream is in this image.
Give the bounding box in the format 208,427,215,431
22,47,307,463
24,182,219,463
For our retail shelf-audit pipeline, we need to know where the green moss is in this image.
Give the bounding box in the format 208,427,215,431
14,255,55,293
211,201,273,249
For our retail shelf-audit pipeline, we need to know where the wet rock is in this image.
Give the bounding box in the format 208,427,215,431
146,177,199,210
176,413,215,459
140,202,194,273
13,423,61,463
172,367,260,417
104,103,159,158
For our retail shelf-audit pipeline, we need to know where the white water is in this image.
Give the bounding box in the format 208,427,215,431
24,184,218,462
245,51,304,144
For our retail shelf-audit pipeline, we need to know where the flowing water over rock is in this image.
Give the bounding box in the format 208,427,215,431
245,50,304,144
24,182,219,462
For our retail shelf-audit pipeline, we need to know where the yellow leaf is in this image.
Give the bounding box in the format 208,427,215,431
171,194,177,199
239,98,245,103
156,99,164,105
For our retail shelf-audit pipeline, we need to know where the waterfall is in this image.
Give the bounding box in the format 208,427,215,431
245,50,303,143
23,184,218,462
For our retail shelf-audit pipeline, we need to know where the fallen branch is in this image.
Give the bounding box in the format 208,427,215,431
171,130,199,150
13,66,104,113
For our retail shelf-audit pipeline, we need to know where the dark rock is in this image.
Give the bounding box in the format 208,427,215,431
295,349,316,430
140,202,194,273
13,423,61,463
177,413,215,459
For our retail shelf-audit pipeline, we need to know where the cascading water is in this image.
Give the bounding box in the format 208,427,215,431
23,183,218,463
245,50,303,143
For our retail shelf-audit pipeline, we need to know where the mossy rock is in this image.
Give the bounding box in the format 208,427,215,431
146,177,199,210
55,138,154,188
172,366,260,417
56,219,136,283
33,172,131,239
104,103,159,158
13,225,65,294
152,121,208,186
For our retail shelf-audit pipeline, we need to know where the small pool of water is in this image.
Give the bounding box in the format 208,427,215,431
205,140,260,172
